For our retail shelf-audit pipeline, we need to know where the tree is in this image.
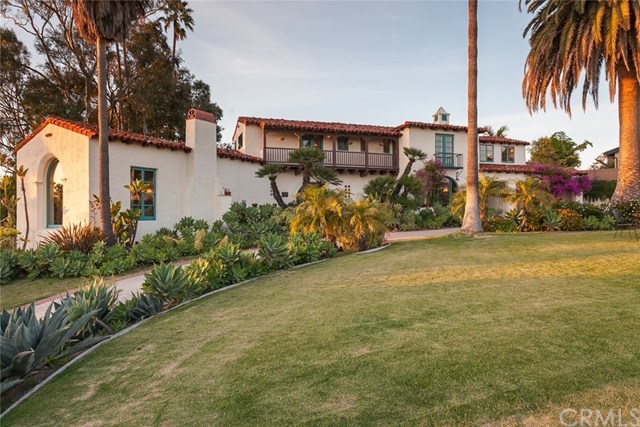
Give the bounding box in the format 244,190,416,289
288,147,326,193
15,166,29,250
484,125,509,137
391,147,427,199
290,185,344,242
461,0,483,233
415,160,447,207
363,176,396,203
159,0,194,71
71,0,149,245
529,131,592,168
521,0,640,201
309,167,342,186
345,198,388,251
507,177,553,229
255,164,287,209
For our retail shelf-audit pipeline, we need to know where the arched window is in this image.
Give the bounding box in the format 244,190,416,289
46,159,63,227
440,177,458,206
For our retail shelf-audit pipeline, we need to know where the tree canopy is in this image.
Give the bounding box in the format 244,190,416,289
529,131,592,168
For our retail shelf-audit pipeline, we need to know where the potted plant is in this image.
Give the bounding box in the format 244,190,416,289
223,187,231,196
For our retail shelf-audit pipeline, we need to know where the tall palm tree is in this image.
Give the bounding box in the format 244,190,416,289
461,0,483,233
290,185,344,242
159,0,194,69
71,0,149,245
391,147,427,198
521,0,640,201
288,147,326,193
255,164,287,209
484,125,509,137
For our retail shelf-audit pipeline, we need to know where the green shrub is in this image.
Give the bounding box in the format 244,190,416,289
584,215,616,231
558,209,585,231
0,250,19,284
542,210,564,231
524,208,546,231
42,223,104,253
553,201,605,219
1,301,104,392
482,216,519,233
141,263,193,306
108,292,164,327
258,233,293,270
60,280,120,336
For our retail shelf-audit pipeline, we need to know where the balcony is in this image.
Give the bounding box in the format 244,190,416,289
435,153,463,169
264,147,397,173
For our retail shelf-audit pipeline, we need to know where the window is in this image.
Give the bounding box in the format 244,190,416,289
360,138,366,152
501,146,515,163
383,139,393,154
337,136,349,151
46,159,63,227
344,185,351,196
440,114,448,122
480,144,494,162
435,134,454,166
237,134,243,149
130,167,156,220
300,134,323,149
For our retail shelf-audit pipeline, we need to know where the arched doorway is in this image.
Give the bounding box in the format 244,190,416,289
440,177,458,206
46,159,63,227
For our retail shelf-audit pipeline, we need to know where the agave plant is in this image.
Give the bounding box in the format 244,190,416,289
59,280,120,336
542,210,564,232
141,263,192,306
258,233,293,270
1,301,104,392
108,292,164,326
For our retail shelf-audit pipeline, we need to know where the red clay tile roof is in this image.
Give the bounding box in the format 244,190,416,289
14,116,192,154
216,147,264,164
479,135,530,146
480,163,587,175
396,121,488,133
238,116,402,137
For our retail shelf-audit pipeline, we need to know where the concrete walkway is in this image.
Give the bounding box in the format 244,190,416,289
31,228,457,318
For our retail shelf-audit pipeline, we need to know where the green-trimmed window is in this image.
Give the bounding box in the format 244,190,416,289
300,134,323,149
337,136,349,151
501,146,515,163
383,139,393,154
130,167,156,220
46,159,63,227
480,144,494,162
440,114,448,122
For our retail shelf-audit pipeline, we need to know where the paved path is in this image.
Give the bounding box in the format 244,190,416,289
31,228,458,318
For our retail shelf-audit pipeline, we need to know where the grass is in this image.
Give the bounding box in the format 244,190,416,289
0,256,199,310
3,232,639,426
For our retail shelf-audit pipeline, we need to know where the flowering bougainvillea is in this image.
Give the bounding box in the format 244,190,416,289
531,163,592,197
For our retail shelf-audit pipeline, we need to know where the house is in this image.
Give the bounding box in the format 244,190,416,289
14,109,266,247
586,147,619,181
232,108,531,204
15,106,584,247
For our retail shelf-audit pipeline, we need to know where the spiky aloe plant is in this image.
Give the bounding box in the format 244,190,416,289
141,263,192,306
258,233,293,270
1,301,104,392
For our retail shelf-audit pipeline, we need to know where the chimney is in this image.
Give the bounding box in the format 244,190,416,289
184,108,219,220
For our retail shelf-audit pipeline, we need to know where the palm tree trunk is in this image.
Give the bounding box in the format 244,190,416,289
20,174,29,250
390,160,414,198
270,178,287,209
97,36,116,245
461,0,483,233
612,65,640,202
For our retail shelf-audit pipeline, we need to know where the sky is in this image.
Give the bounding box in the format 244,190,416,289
4,0,619,167
179,0,618,167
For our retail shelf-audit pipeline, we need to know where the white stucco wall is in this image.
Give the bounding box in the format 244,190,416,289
16,124,91,246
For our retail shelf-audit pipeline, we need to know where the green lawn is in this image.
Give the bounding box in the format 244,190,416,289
4,232,639,426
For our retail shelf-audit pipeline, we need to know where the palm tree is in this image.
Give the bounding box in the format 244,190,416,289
16,166,28,250
290,185,344,242
255,164,287,209
449,175,509,220
345,198,388,251
508,177,554,229
310,166,342,187
391,147,427,198
484,125,510,137
159,0,194,70
478,175,508,220
521,0,640,201
461,0,483,233
71,0,149,245
363,176,396,203
288,147,326,192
